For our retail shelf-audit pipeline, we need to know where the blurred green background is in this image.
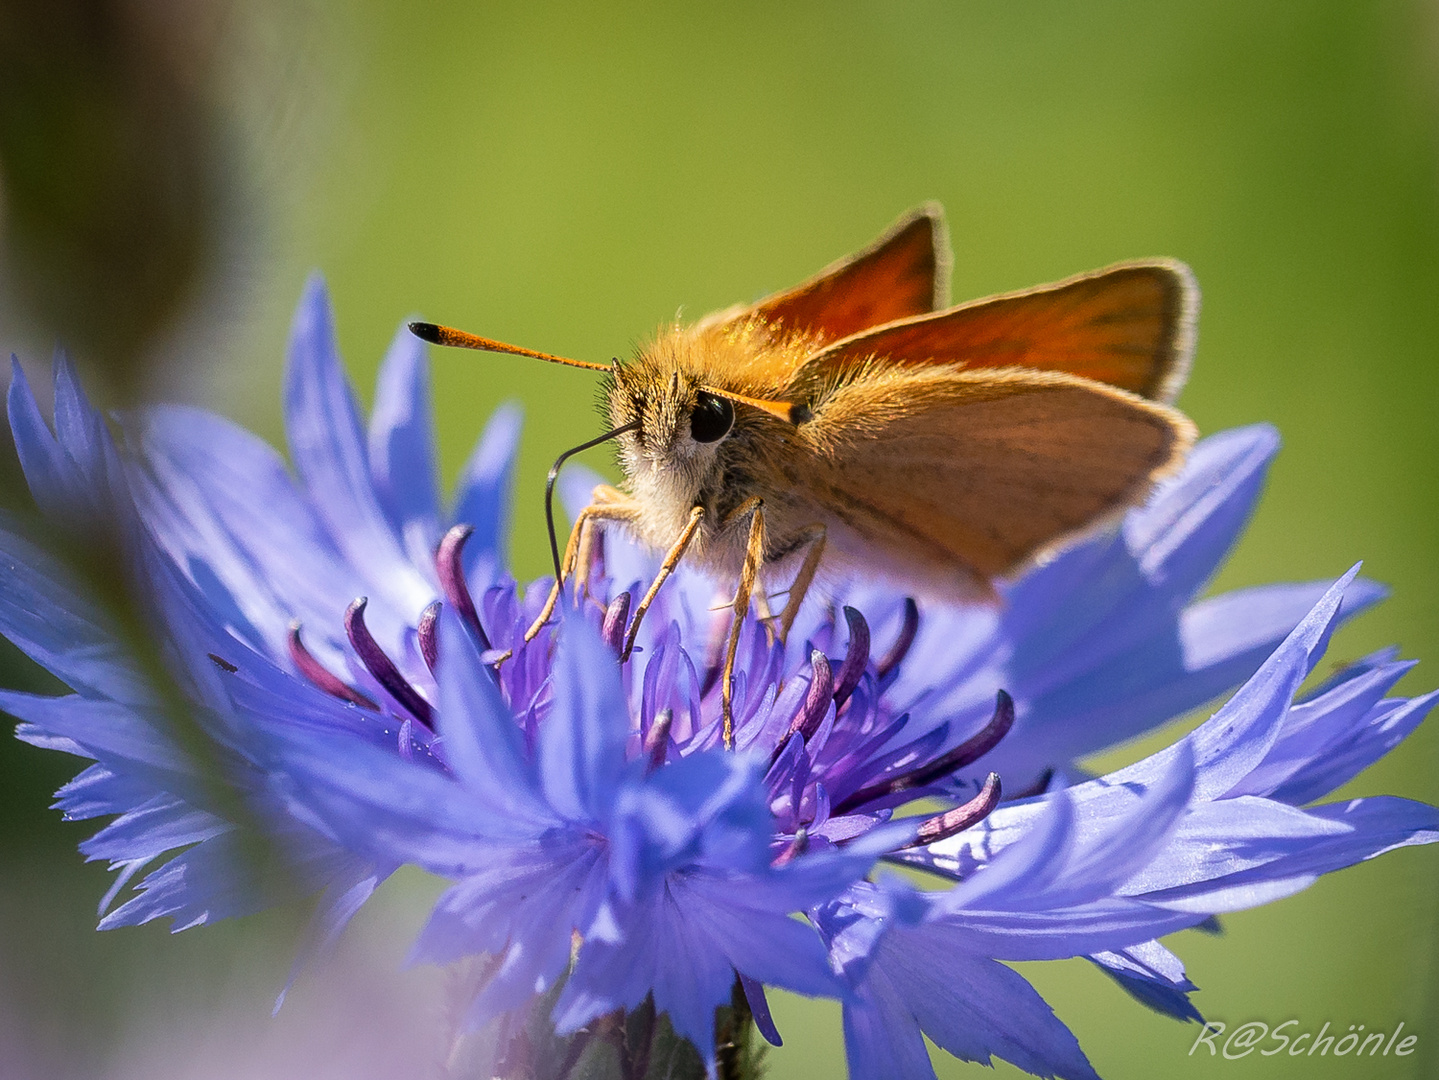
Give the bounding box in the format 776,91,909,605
1,1,1436,1077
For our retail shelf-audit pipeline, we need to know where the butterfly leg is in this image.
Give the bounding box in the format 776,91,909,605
752,590,777,646
573,484,630,599
719,496,767,749
620,505,705,661
524,494,643,642
774,523,827,644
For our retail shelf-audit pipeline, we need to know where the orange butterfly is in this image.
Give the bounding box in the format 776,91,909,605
413,204,1198,740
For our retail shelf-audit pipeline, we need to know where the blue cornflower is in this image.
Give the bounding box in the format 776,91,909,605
2,280,1434,1078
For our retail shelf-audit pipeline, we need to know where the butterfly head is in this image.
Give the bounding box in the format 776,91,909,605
605,360,732,471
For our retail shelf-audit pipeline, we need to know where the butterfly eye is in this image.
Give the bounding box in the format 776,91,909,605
689,391,735,444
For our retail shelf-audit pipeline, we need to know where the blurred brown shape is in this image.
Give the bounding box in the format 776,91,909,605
0,0,280,905
0,0,231,396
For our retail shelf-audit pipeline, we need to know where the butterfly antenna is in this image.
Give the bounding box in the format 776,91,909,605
409,321,612,372
545,421,642,589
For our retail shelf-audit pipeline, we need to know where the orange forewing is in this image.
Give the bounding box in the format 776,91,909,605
792,261,1197,404
718,204,950,345
802,366,1196,584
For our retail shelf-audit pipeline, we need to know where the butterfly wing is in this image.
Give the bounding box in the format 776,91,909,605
795,366,1195,587
703,204,950,345
791,261,1197,404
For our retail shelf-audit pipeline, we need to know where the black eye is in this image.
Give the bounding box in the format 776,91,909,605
689,391,734,443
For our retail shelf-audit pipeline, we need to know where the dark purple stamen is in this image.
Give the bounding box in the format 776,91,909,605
832,606,870,709
602,591,631,655
902,772,1002,849
288,620,379,711
771,827,808,867
875,597,919,682
417,600,441,672
835,690,1014,813
789,651,833,742
345,597,434,729
644,707,672,773
436,524,492,652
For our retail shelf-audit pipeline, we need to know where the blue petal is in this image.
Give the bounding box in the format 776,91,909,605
939,792,1075,911
452,402,522,583
554,889,745,1074
93,824,363,933
944,743,1196,914
0,521,148,702
738,974,782,1047
1299,646,1402,699
1261,679,1436,806
367,324,441,570
267,724,536,874
98,829,249,930
413,837,603,962
1182,568,1357,801
1181,579,1385,679
1138,795,1439,912
539,614,630,823
8,356,101,522
1044,741,1195,904
79,794,227,865
1026,567,1361,820
1269,692,1437,806
610,750,771,898
434,609,547,820
900,573,1387,898
1124,425,1279,589
283,277,433,618
51,763,159,820
1005,424,1279,686
133,404,366,657
0,691,197,796
411,837,608,1028
991,577,1384,777
879,930,1100,1080
667,874,839,998
52,351,120,503
1114,796,1351,899
843,965,937,1080
941,900,1199,963
1229,660,1414,799
1089,942,1203,1023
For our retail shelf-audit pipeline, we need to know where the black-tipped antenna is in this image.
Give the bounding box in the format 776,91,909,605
409,321,612,372
545,421,642,592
